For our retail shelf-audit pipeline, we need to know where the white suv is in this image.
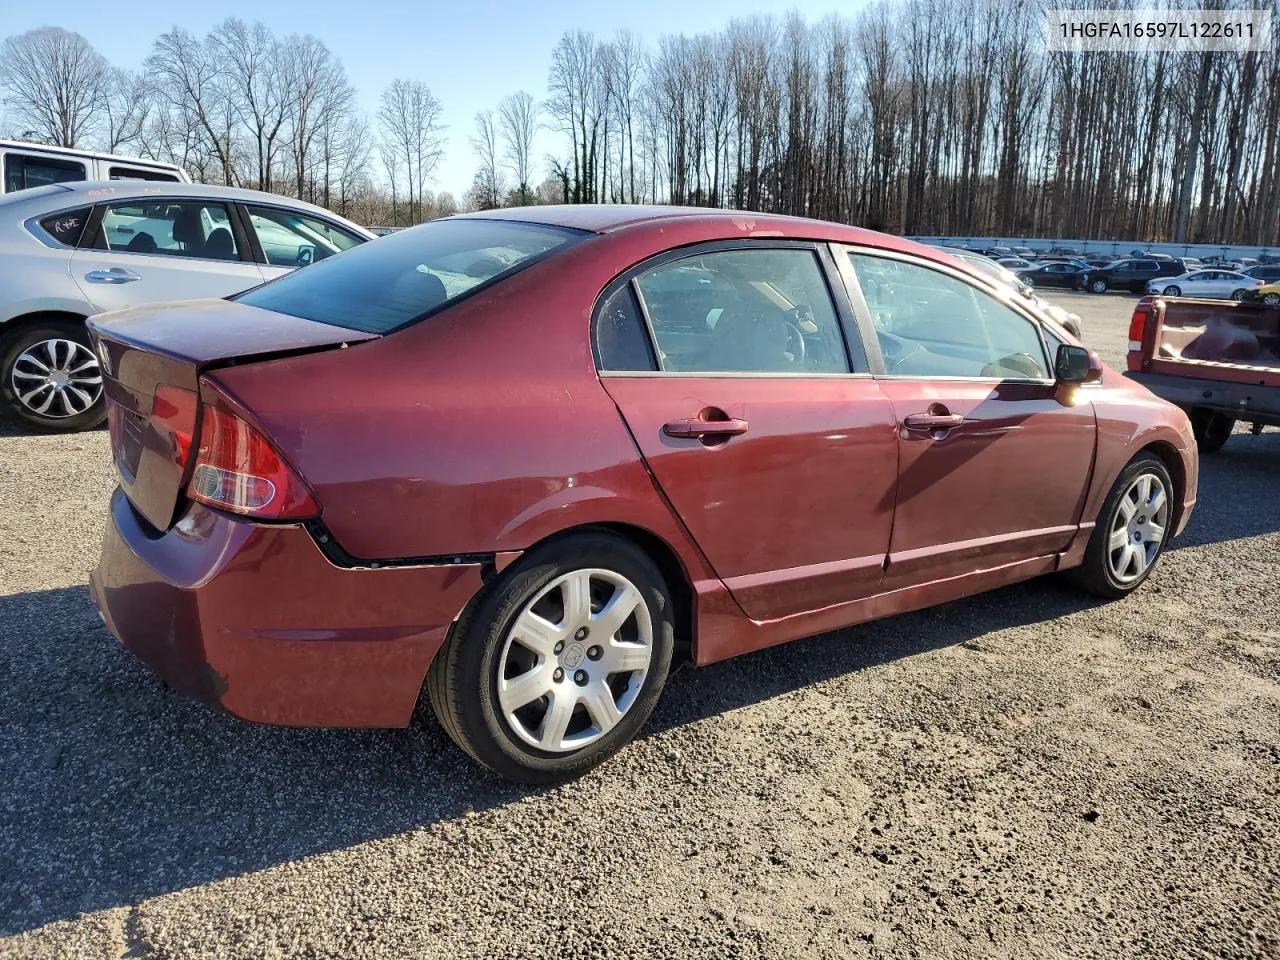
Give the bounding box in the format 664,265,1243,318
1,140,188,194
0,181,373,431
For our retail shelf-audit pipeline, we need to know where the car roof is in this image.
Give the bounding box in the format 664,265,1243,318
5,180,374,237
0,138,183,170
458,203,891,241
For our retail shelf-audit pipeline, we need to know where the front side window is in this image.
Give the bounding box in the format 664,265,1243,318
98,201,240,260
4,153,86,193
632,248,850,374
236,217,583,334
845,253,1050,380
245,205,364,267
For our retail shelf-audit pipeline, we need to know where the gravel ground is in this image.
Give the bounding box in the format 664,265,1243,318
2,291,1278,959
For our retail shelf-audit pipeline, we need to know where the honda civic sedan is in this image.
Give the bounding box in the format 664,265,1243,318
88,207,1199,783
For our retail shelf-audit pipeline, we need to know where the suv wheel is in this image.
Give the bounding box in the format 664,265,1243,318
428,531,676,783
1089,278,1107,293
0,321,106,433
1072,453,1173,599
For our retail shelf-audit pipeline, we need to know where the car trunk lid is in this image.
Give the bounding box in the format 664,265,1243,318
88,299,377,530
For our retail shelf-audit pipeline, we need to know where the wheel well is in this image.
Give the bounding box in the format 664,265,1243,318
1139,440,1186,530
521,522,697,667
0,311,88,343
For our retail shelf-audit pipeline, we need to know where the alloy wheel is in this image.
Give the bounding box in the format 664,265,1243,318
496,568,653,753
9,338,103,419
1106,472,1169,584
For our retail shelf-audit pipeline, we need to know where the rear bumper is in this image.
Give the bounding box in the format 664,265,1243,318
90,489,485,727
1124,370,1280,425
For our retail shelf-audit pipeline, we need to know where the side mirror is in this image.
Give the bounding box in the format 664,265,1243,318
1055,343,1103,384
296,245,315,267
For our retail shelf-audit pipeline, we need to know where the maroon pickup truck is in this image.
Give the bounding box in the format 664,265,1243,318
1125,296,1280,452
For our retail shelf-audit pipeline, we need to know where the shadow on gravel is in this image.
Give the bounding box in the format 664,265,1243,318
1,432,1275,936
0,574,1102,936
1170,429,1280,549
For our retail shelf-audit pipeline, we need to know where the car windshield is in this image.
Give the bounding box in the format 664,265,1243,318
235,217,586,334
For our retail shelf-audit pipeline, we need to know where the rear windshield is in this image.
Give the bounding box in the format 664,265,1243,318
235,218,585,333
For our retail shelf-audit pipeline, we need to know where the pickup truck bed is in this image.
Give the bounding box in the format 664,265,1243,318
1124,296,1280,452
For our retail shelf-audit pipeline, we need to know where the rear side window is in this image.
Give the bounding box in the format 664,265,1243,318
4,153,86,192
108,165,182,182
236,218,584,334
594,284,656,372
37,207,91,247
97,201,240,261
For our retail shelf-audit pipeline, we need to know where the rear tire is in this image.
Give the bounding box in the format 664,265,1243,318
1190,408,1234,454
427,531,676,783
1072,453,1174,599
0,321,105,433
1263,293,1280,306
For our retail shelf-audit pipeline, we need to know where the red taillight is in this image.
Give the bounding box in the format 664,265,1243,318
1127,302,1152,372
187,401,318,520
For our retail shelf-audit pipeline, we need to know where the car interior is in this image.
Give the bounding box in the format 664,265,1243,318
102,203,239,261
633,250,850,374
850,255,1050,379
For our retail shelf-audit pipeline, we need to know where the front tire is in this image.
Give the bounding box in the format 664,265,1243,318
1072,453,1174,599
1089,278,1107,294
0,321,105,433
1163,285,1181,297
1230,288,1248,302
1263,292,1280,306
427,531,676,783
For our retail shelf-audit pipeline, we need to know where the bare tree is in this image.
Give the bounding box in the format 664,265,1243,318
378,78,446,224
282,34,354,201
146,28,237,184
0,27,109,147
498,92,538,204
547,31,605,202
210,18,290,191
469,109,505,209
102,68,151,152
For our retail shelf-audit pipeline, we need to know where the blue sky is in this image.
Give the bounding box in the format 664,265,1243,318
6,0,864,196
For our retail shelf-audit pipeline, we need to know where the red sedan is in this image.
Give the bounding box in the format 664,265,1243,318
88,207,1198,782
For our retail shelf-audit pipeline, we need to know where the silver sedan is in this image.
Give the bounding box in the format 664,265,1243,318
0,181,372,432
1146,270,1262,301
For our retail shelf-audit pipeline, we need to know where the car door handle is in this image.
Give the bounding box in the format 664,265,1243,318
85,268,141,284
663,417,749,439
903,412,965,432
